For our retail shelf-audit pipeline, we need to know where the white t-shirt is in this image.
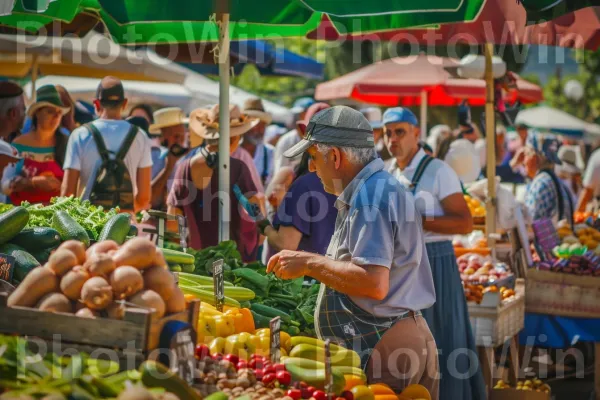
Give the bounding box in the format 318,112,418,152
583,148,600,199
63,119,153,199
274,129,302,173
388,149,463,243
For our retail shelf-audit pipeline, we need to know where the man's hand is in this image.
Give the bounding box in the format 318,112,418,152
510,147,526,169
267,250,318,280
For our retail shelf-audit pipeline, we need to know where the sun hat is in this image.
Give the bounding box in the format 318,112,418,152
525,133,562,165
27,85,70,117
189,104,260,141
0,140,21,162
382,107,419,127
444,138,481,183
284,105,374,159
557,145,583,175
290,97,316,115
360,107,383,129
149,107,189,135
243,98,272,125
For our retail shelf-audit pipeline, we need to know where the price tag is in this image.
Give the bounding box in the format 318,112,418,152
168,326,197,385
324,339,333,400
0,254,15,283
177,215,188,252
212,259,225,312
269,317,281,363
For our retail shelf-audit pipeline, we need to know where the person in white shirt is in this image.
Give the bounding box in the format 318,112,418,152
61,76,153,213
383,107,484,400
273,97,315,173
242,98,275,187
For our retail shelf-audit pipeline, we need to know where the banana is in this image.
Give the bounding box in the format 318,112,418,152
290,336,346,352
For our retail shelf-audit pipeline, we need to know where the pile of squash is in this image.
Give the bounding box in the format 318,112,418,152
7,237,186,320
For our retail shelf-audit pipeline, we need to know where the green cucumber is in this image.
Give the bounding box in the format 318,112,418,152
139,361,201,400
31,247,54,264
161,248,195,265
0,243,41,283
250,310,273,329
97,213,131,244
177,272,234,287
52,211,90,247
0,206,29,245
232,268,270,292
10,227,61,252
196,285,256,301
250,303,293,323
169,264,182,272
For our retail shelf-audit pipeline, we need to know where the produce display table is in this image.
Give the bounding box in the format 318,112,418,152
520,313,600,400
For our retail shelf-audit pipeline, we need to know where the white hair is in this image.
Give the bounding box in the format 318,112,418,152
315,143,378,166
0,96,21,117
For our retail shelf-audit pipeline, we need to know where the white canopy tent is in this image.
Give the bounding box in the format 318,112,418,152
516,105,600,140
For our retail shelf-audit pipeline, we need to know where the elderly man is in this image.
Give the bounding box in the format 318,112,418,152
148,107,189,209
267,106,438,396
0,81,26,142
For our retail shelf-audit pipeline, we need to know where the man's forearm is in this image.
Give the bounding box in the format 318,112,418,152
306,256,388,300
422,214,473,235
151,163,175,208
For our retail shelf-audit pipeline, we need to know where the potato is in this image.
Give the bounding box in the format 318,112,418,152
46,249,79,277
60,266,89,301
110,266,143,299
58,240,87,264
75,307,98,318
86,240,119,259
81,276,113,310
84,253,116,278
143,266,175,301
128,290,165,319
8,267,59,307
113,238,156,270
165,287,186,314
36,293,72,313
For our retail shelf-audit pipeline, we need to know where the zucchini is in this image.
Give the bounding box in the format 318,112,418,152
10,227,61,252
179,285,241,308
196,285,255,301
161,248,195,265
169,264,182,272
0,206,29,245
250,310,273,329
232,268,270,293
177,272,234,286
139,361,201,400
181,263,195,273
0,243,41,283
30,247,54,264
97,213,131,244
52,211,90,247
250,303,293,323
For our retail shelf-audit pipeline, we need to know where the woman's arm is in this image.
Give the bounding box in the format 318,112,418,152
264,225,303,252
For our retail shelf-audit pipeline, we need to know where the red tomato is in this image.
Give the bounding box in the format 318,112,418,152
286,389,302,400
194,344,210,359
262,372,277,385
312,390,327,400
276,370,292,386
263,365,276,375
236,361,248,370
224,354,239,365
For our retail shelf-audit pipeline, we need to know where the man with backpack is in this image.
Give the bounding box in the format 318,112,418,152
61,76,153,213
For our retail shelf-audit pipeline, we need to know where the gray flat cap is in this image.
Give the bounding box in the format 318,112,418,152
283,105,374,159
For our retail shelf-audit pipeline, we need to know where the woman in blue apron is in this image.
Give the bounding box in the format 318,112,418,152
383,107,486,400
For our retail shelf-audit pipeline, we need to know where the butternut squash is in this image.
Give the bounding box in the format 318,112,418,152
8,267,59,307
81,276,113,310
110,266,143,299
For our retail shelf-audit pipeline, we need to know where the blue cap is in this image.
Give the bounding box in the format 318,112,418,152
526,133,562,165
382,107,418,127
291,97,316,114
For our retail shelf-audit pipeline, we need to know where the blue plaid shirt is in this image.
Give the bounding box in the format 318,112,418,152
525,172,573,224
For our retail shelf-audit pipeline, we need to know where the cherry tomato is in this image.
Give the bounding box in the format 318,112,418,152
211,353,223,361
194,344,210,359
262,372,277,385
312,390,327,400
286,389,302,400
236,360,248,370
301,388,312,399
273,363,286,372
254,369,264,381
307,387,317,394
275,370,292,386
249,358,263,370
340,391,354,400
263,365,276,375
224,354,239,365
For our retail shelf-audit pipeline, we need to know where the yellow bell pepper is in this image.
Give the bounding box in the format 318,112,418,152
197,314,236,343
224,308,255,334
253,328,292,353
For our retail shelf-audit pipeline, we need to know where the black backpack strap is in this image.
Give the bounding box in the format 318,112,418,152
85,122,110,163
261,145,269,184
115,124,139,161
410,154,435,194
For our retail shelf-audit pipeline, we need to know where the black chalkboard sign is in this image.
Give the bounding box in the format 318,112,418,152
269,316,281,363
0,254,15,283
212,259,225,312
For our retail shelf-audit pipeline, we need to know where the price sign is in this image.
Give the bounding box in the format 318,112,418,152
324,339,333,400
269,317,281,363
0,254,15,283
177,215,188,252
212,259,225,312
170,327,196,384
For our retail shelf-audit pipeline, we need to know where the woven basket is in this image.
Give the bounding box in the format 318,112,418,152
468,281,525,347
525,269,600,318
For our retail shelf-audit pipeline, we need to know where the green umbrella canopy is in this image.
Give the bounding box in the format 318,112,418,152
2,0,487,42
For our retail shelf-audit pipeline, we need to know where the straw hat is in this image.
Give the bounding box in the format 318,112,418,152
189,104,260,141
243,98,272,125
27,85,70,117
149,107,189,134
557,145,584,175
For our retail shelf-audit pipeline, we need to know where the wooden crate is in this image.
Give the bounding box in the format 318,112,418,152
0,292,200,369
525,269,600,318
489,388,550,400
468,280,525,347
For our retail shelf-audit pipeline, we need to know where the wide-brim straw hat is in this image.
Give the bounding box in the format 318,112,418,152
243,97,272,125
149,107,189,134
189,104,260,140
27,85,70,117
